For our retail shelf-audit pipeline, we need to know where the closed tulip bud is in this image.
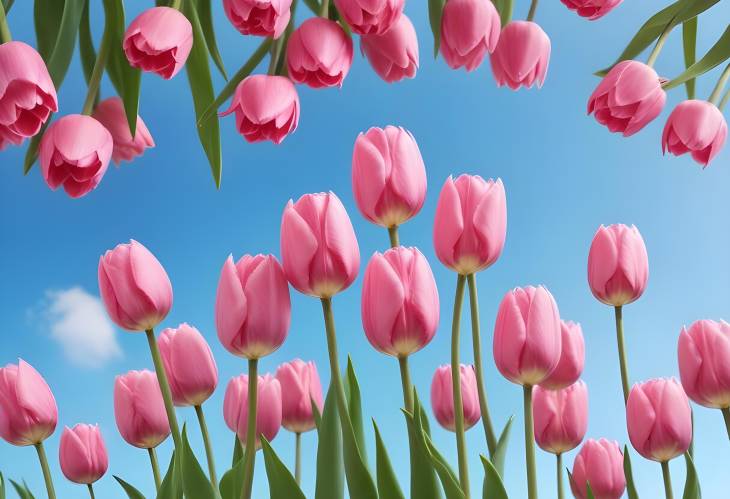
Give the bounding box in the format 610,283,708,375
533,381,588,454
626,378,692,462
123,7,193,79
430,364,481,431
560,0,623,20
92,97,155,164
570,439,625,499
490,21,551,90
0,360,57,446
678,320,730,408
224,374,282,448
662,99,727,167
223,0,292,38
588,60,666,136
58,424,108,484
439,0,500,71
98,240,173,331
587,224,648,307
361,14,419,83
220,74,300,145
539,321,585,390
352,125,426,227
215,254,291,359
281,192,360,298
493,286,562,386
113,370,170,448
39,114,113,198
0,41,57,149
275,359,324,433
334,0,403,35
158,323,218,406
286,18,354,88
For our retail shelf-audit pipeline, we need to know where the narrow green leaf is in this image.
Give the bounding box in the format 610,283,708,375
9,479,35,499
45,0,85,88
623,446,640,499
586,482,596,499
428,0,445,57
664,25,730,90
219,455,245,499
232,435,244,467
315,385,344,499
423,433,466,499
33,0,65,60
480,456,508,499
193,0,227,79
0,471,5,499
261,438,307,499
301,0,320,13
491,416,514,478
158,450,183,499
3,0,15,14
78,0,97,85
113,476,146,499
682,451,701,499
22,121,47,174
372,419,405,499
344,356,367,460
407,389,441,499
181,425,217,499
493,0,513,27
682,17,697,98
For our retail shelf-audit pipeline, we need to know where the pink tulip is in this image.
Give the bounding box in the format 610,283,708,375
0,359,57,446
533,381,588,454
123,7,193,79
39,114,113,198
587,224,648,307
490,21,551,90
275,359,324,433
361,14,419,83
113,370,171,448
98,240,173,331
433,175,507,275
334,0,403,35
286,17,354,88
91,97,154,164
362,247,439,357
439,0,500,71
493,286,562,386
59,424,108,484
570,439,625,499
430,364,481,431
224,374,282,448
223,0,293,39
351,125,426,227
560,0,623,20
0,41,57,149
662,99,727,167
281,192,360,298
158,323,219,406
539,320,585,390
220,74,299,145
588,60,666,136
678,320,730,409
215,254,291,358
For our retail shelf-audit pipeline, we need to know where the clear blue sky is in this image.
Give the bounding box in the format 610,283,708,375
1,1,729,497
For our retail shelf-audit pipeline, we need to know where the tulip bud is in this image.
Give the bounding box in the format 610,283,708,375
275,359,324,433
334,0,403,35
223,0,293,39
59,424,108,484
533,381,588,454
158,323,219,406
678,319,730,409
490,21,551,90
430,365,480,431
92,97,155,164
539,321,585,390
570,439,625,499
662,99,727,167
113,370,171,448
286,18,354,88
98,240,173,331
587,224,648,307
224,374,282,449
560,0,623,20
361,15,419,83
439,0,500,71
0,360,57,446
281,192,360,298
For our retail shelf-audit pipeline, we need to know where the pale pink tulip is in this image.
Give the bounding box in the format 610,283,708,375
361,14,419,83
490,21,551,90
662,99,727,167
286,18,354,88
430,364,481,431
275,359,324,433
560,0,623,20
0,360,57,446
223,0,293,38
439,0,500,71
540,321,585,390
224,374,282,448
113,370,171,448
533,381,588,454
570,439,625,499
59,424,108,484
678,319,730,409
92,97,154,164
334,0,403,35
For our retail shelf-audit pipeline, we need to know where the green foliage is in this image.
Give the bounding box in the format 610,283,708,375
402,389,441,499
372,419,405,499
219,454,245,499
114,476,146,499
683,451,701,499
482,417,514,498
9,480,35,499
480,456,508,499
181,425,217,499
314,386,344,499
682,17,697,98
158,451,182,499
428,0,445,57
192,0,227,79
261,438,307,499
623,446,640,499
664,25,730,90
345,356,367,461
0,472,4,499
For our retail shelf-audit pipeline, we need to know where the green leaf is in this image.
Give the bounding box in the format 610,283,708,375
423,433,466,499
158,451,183,499
682,451,701,499
480,456,508,499
586,482,596,499
428,0,445,57
664,25,730,90
3,0,15,14
261,438,307,499
9,480,35,499
344,356,367,461
372,419,405,499
338,378,378,499
301,0,320,13
491,417,514,478
623,446,640,499
315,385,344,499
45,0,85,88
22,122,47,174
78,0,96,85
406,389,441,499
682,17,697,98
113,476,146,499
493,0,513,27
232,435,244,467
33,0,65,60
193,0,227,79
181,425,217,499
219,455,245,499
0,471,4,499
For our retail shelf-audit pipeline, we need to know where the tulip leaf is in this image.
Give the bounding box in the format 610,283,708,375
314,384,345,499
682,451,701,499
664,25,730,90
480,456,508,499
3,0,14,13
491,416,514,478
9,480,35,499
78,0,96,86
344,356,367,460
261,438,307,499
33,0,65,61
372,419,405,499
181,425,217,499
219,454,245,499
301,0,320,14
158,451,183,499
113,476,146,499
428,0,445,57
423,432,466,499
586,482,596,499
0,472,4,499
404,389,441,499
682,17,697,98
623,446,640,499
232,435,244,467
44,0,85,88
191,0,227,80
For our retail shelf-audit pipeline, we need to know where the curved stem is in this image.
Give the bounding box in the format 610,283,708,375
320,298,351,426
0,1,11,44
35,442,56,499
719,89,730,111
267,37,285,75
170,0,183,10
295,432,302,485
195,404,219,493
709,63,730,105
721,408,730,439
523,385,538,499
145,329,181,449
661,461,674,499
614,306,631,405
241,359,259,499
388,226,400,247
87,483,96,499
526,0,539,22
81,22,111,115
148,447,161,492
450,274,470,498
319,0,330,17
647,23,673,67
398,356,414,412
556,453,564,499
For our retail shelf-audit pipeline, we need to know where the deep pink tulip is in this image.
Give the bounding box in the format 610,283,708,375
220,74,299,145
362,247,439,357
560,0,623,20
433,175,507,275
539,320,585,390
123,7,193,79
275,359,324,433
352,125,426,227
223,0,293,39
533,381,588,454
493,286,562,386
59,424,108,484
662,99,727,167
224,374,282,448
430,364,481,431
439,0,500,71
0,360,57,446
587,224,648,307
158,323,218,406
361,14,419,83
678,320,730,409
588,60,666,136
0,41,57,149
215,254,291,359
490,21,551,90
98,240,173,331
286,17,354,88
39,114,113,198
281,192,360,298
92,97,154,164
334,0,403,35
570,439,625,499
113,370,170,449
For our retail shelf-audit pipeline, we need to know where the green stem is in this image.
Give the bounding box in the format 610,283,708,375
719,89,730,111
661,461,674,499
523,385,538,499
647,23,673,67
398,355,414,413
145,329,182,448
35,442,56,499
320,298,352,428
81,21,112,115
388,226,400,247
295,432,302,485
170,0,183,10
556,453,564,499
268,36,285,75
87,483,96,499
0,1,11,44
195,404,219,494
319,0,329,17
721,408,730,439
450,274,470,498
526,0,539,22
614,306,631,405
241,359,259,499
148,447,161,492
708,63,730,105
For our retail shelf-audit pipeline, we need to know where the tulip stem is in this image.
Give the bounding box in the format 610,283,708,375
398,355,414,412
719,89,730,111
523,385,538,499
526,0,539,22
148,447,161,492
647,23,673,68
708,63,730,105
145,328,182,449
195,404,220,493
320,298,354,433
613,306,631,405
170,0,182,10
241,358,259,499
661,461,674,499
556,453,564,499
295,432,302,485
450,274,471,498
81,16,112,116
319,0,329,17
0,1,11,44
388,226,400,247
87,483,96,499
34,442,56,499
721,408,730,439
268,37,285,75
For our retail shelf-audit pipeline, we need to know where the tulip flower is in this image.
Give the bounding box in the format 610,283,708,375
490,21,551,90
333,0,404,35
286,18,354,88
219,74,300,145
439,0,500,71
59,424,108,485
661,99,727,167
123,7,193,79
430,364,481,431
533,381,588,454
570,439,625,499
361,14,419,83
113,370,171,449
540,320,585,390
223,0,293,39
560,0,623,20
39,114,113,198
224,374,282,449
92,97,155,164
0,41,57,150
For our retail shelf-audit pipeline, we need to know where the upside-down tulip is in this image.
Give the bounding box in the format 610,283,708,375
223,0,293,38
439,0,500,71
286,18,353,88
361,14,419,83
334,0,404,35
490,21,551,90
662,99,727,167
92,97,155,164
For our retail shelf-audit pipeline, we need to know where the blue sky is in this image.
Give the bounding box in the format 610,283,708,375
1,0,730,497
